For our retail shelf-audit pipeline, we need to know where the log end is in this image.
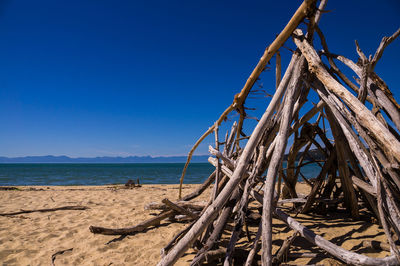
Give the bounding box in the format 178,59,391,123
89,226,103,234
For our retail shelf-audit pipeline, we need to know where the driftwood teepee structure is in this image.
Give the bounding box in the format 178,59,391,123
90,0,400,265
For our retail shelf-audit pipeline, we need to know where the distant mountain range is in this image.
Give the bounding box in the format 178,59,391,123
0,155,209,163
0,149,325,163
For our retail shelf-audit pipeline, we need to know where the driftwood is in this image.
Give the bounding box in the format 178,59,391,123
244,222,262,266
162,198,198,219
51,248,73,266
192,247,252,264
274,231,299,263
90,1,400,265
262,55,301,266
177,0,318,199
0,205,89,216
0,186,20,191
288,252,326,259
191,189,240,266
89,210,175,235
181,171,216,201
144,201,206,211
275,208,398,265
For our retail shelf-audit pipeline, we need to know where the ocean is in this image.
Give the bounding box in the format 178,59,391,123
0,162,321,186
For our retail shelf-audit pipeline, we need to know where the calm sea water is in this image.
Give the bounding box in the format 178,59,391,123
0,162,321,186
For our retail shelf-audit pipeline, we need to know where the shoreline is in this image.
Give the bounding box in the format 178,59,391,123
0,184,390,265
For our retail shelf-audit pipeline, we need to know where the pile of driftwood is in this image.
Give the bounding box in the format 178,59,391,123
90,0,400,265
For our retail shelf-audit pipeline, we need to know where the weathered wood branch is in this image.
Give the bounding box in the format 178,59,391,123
294,28,400,163
209,146,235,169
162,198,198,219
325,108,359,218
89,210,175,235
262,56,302,266
352,176,377,197
178,0,317,198
331,53,400,131
370,28,400,70
224,147,265,266
145,201,206,211
51,248,73,266
311,79,379,189
301,146,336,214
273,231,298,263
190,189,240,266
86,5,400,266
158,54,304,266
181,171,216,201
213,122,221,201
275,208,399,265
244,221,262,266
0,205,89,216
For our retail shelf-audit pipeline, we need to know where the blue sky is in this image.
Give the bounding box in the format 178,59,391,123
0,0,399,157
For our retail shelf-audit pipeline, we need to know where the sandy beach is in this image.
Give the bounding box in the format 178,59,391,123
1,0,398,265
0,183,390,265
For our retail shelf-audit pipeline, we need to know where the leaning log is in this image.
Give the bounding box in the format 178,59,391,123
262,56,302,266
162,198,198,219
89,210,175,235
181,171,216,201
158,53,302,266
275,208,398,265
177,0,318,198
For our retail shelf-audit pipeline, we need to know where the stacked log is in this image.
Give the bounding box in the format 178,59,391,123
90,1,400,265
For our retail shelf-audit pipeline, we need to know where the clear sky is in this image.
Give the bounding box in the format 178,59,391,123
0,0,399,157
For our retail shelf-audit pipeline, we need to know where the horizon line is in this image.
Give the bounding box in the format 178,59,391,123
0,154,209,159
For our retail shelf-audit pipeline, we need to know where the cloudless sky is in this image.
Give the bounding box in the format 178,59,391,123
0,0,399,157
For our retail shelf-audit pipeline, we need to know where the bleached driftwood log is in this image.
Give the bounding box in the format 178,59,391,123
275,208,398,265
89,210,175,235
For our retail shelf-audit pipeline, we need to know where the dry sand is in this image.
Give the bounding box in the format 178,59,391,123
0,183,390,265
